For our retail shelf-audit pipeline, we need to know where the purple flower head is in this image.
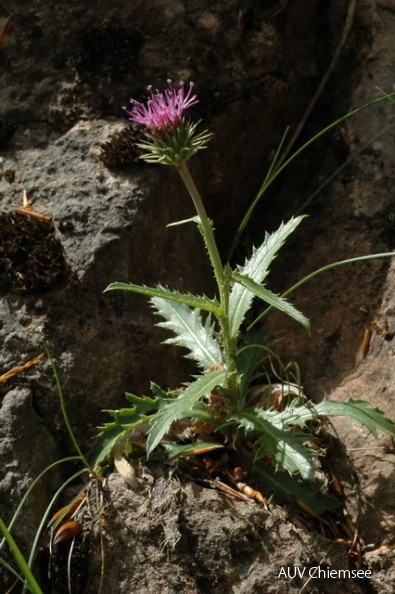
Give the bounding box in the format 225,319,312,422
125,80,198,133
123,78,211,165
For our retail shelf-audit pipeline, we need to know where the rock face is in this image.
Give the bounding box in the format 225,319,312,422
1,1,394,592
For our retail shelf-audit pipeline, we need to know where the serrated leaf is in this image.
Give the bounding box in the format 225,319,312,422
124,393,160,414
308,398,395,437
229,216,305,338
147,369,228,456
104,282,221,314
89,394,160,467
271,398,395,437
151,297,223,369
89,421,138,468
150,382,172,400
232,272,310,330
232,409,316,479
251,460,339,515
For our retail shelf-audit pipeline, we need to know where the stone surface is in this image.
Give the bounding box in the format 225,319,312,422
82,471,365,594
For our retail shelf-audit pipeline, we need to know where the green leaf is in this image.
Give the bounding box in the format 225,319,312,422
315,399,395,437
285,398,395,437
151,297,223,369
167,215,200,227
251,460,339,515
232,409,316,479
104,282,221,314
147,369,228,456
232,271,310,330
89,394,160,467
228,216,305,337
231,398,395,482
89,423,132,468
124,392,161,414
150,382,172,400
312,398,395,437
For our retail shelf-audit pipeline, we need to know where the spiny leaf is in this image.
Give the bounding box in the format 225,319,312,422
151,297,223,369
89,422,137,468
231,272,310,330
150,382,171,400
124,393,161,414
251,460,339,515
147,369,228,456
104,282,221,314
269,398,395,438
232,409,316,479
313,399,395,436
89,394,160,467
228,216,305,337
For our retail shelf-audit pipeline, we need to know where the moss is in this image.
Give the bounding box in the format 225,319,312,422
0,211,69,294
98,125,144,169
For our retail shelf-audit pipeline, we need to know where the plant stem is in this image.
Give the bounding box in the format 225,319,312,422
176,161,238,404
177,161,224,293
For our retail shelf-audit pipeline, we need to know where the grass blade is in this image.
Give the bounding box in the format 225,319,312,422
0,518,43,594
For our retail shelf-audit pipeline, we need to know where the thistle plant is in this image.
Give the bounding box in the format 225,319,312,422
5,85,395,593
94,81,395,512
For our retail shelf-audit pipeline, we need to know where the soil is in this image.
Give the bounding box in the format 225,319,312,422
0,1,395,593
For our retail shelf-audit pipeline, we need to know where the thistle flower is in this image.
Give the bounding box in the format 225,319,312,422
124,79,212,166
125,80,198,133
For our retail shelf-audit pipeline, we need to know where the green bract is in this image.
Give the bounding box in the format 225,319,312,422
137,120,212,165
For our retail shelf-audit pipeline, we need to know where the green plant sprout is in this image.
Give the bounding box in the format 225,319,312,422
92,80,395,513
